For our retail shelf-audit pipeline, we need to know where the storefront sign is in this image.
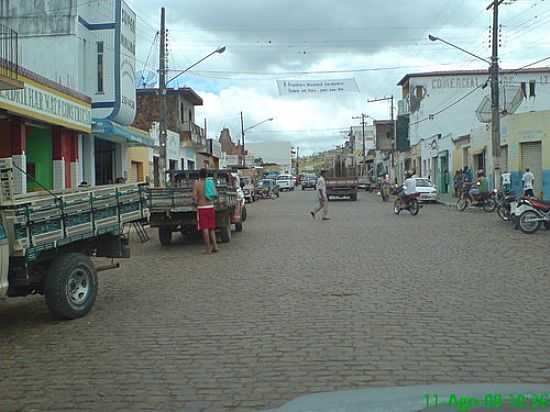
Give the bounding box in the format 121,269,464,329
116,0,137,125
0,82,91,132
277,78,359,96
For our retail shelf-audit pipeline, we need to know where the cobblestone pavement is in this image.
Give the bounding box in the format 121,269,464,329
2,191,550,412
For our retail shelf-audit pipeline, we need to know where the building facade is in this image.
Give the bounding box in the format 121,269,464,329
133,87,206,181
397,68,550,189
2,0,153,187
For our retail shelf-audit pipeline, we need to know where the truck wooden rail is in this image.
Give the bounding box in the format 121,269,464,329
326,153,359,201
0,158,149,320
148,170,243,246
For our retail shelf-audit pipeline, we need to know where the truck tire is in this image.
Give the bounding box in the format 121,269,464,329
159,227,172,246
220,223,232,243
44,253,98,320
241,206,247,222
350,193,357,201
235,222,243,232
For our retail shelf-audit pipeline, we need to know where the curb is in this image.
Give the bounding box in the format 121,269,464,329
436,200,456,209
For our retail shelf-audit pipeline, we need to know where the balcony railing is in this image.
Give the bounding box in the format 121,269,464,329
0,23,19,87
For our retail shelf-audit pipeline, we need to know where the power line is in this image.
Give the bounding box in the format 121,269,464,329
410,81,488,126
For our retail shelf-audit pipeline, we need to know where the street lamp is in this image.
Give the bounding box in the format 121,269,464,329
240,114,274,167
157,44,226,187
166,46,226,86
428,32,501,189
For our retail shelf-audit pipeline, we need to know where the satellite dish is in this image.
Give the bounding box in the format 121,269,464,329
135,70,157,88
475,85,523,123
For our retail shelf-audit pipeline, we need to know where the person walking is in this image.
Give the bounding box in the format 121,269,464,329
453,170,463,198
522,168,535,197
310,170,330,221
193,168,219,254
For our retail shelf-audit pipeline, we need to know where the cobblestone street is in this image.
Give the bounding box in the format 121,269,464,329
2,191,550,412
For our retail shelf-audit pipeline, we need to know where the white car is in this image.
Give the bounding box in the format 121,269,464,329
277,175,294,191
413,178,438,202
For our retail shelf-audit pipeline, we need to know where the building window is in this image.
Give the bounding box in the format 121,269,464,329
188,109,192,124
180,102,184,123
97,41,104,93
529,80,536,97
415,85,423,99
520,82,527,98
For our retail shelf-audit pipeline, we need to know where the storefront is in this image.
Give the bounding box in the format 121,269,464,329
87,119,153,186
0,67,91,193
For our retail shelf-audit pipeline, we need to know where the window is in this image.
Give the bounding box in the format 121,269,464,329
188,109,193,123
529,80,536,97
415,85,423,99
180,102,185,123
97,41,104,93
521,82,527,98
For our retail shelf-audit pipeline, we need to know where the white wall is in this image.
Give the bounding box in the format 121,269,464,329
407,71,550,147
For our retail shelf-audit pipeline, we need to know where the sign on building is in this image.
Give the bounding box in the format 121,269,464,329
277,79,359,96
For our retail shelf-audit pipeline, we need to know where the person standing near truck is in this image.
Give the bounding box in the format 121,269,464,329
310,170,330,221
193,168,219,254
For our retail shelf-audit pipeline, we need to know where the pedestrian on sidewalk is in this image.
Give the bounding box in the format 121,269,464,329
310,170,330,221
522,168,535,197
453,170,463,198
193,168,219,254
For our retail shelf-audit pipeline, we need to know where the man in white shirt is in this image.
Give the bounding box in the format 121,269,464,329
522,168,535,197
310,170,330,220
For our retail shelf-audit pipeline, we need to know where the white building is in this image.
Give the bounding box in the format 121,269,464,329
3,0,153,187
397,67,550,188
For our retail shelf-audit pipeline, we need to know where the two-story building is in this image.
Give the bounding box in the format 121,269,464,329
397,67,550,190
2,0,153,187
132,87,206,184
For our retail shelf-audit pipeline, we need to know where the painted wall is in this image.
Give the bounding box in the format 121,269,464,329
405,71,550,148
127,146,151,182
500,110,550,199
26,127,53,191
7,0,137,125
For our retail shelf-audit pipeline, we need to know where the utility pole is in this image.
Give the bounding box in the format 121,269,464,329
488,0,502,189
296,147,299,176
352,113,368,176
240,111,245,167
158,7,167,187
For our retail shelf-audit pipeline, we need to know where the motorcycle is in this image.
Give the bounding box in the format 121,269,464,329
517,198,550,234
393,187,421,216
495,190,517,222
456,183,497,212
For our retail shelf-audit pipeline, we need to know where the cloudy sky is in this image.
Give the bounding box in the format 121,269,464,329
127,0,549,154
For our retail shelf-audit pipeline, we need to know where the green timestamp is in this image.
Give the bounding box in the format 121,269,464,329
424,392,550,411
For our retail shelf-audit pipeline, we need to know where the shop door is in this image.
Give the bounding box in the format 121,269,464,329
94,139,116,185
440,154,449,193
26,127,53,191
153,156,159,187
521,142,542,197
129,161,144,183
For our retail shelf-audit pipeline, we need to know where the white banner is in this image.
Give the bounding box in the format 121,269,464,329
277,79,359,96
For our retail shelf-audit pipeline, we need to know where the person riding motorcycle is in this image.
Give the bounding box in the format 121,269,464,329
400,171,417,205
469,169,488,201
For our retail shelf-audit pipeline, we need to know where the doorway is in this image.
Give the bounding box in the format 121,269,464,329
94,138,116,185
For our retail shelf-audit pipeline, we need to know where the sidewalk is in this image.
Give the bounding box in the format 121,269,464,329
437,192,457,208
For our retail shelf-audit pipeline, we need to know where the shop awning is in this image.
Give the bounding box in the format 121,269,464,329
92,119,155,147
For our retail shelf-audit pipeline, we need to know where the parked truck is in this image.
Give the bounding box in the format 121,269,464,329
0,158,150,320
148,169,243,246
326,153,359,201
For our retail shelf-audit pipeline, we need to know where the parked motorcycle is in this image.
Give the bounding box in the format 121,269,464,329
517,198,550,234
393,187,421,216
456,184,497,212
495,191,517,222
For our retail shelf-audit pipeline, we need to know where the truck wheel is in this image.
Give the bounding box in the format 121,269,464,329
44,253,98,320
158,227,172,246
241,206,247,222
350,193,358,201
235,222,243,232
220,223,232,243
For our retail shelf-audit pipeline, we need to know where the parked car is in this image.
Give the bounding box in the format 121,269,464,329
358,176,373,191
301,176,317,190
413,178,438,202
277,175,294,191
